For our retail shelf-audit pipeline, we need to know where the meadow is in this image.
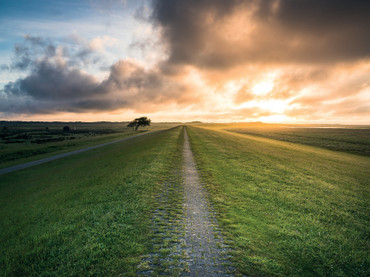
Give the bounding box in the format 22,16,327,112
187,125,369,276
0,126,183,275
0,121,178,169
0,122,369,276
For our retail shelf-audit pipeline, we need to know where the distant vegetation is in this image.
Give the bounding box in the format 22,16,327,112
127,117,151,131
189,121,202,123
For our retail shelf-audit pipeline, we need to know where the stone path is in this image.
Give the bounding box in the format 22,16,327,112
138,127,233,276
182,128,233,276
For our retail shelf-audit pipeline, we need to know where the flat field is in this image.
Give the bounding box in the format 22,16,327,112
187,125,369,276
0,126,182,275
191,122,370,156
0,121,178,169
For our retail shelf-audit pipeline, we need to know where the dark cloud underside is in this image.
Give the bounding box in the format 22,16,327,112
1,36,189,114
152,0,370,68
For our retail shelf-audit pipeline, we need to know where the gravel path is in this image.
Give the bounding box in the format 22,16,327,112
138,127,233,276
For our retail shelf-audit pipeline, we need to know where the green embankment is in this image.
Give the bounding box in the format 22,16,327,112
0,126,182,276
0,122,178,169
186,126,369,276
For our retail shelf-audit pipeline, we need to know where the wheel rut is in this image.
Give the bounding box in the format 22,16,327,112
138,127,233,276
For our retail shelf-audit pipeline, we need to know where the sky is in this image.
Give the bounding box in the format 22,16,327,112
0,0,369,124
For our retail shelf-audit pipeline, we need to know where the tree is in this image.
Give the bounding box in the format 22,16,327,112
127,117,151,131
63,126,70,131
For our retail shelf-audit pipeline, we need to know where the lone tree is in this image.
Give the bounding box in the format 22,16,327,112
127,117,151,131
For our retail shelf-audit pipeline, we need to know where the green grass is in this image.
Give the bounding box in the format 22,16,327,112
137,127,197,276
227,126,370,157
186,126,370,276
0,126,182,276
0,122,178,169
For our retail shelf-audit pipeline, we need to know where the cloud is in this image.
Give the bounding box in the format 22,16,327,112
151,0,370,68
1,35,193,115
1,1,370,123
0,64,10,71
4,62,98,100
10,35,103,72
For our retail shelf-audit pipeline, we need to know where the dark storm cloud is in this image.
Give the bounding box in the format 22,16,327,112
151,0,243,67
151,0,370,68
1,36,189,114
3,62,98,100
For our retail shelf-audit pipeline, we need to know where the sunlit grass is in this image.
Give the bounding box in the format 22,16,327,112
186,125,369,276
227,126,370,157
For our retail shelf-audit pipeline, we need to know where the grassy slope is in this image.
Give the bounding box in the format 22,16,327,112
0,131,136,169
0,123,177,169
186,126,369,276
0,126,182,276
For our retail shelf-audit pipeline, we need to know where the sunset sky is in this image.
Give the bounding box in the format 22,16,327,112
1,0,369,123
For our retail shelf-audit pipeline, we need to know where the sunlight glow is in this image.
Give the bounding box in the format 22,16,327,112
235,99,289,114
259,114,290,123
260,99,287,113
251,81,274,96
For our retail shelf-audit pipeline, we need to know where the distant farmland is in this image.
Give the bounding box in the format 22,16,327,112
0,123,369,276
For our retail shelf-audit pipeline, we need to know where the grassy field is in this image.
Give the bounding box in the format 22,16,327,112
1,122,369,276
0,126,182,276
186,125,369,276
0,121,178,169
225,125,370,157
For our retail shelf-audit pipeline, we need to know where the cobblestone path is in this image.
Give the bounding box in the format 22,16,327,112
181,128,232,276
137,127,233,276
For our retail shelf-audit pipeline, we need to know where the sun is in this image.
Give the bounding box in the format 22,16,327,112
259,99,288,113
234,99,289,114
251,80,274,96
